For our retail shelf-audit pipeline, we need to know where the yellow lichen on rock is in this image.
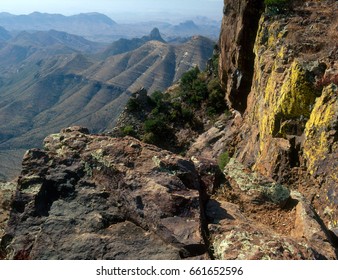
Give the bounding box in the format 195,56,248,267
278,60,317,119
254,18,318,143
304,84,338,174
257,60,318,150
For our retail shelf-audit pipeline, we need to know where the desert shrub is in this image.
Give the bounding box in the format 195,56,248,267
181,67,200,91
218,151,230,171
210,49,220,75
144,117,173,141
212,56,219,74
150,90,164,105
169,110,179,122
206,78,227,114
180,70,208,107
144,118,165,133
142,132,157,144
189,79,208,106
126,98,139,112
121,125,136,137
181,107,193,122
207,77,221,93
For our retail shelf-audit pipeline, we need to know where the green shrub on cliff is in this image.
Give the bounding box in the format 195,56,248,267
126,97,139,112
180,67,208,107
123,53,227,152
218,151,230,171
121,125,136,137
265,0,292,13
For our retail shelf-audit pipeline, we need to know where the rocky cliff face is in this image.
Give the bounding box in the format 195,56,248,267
217,0,338,257
219,0,264,113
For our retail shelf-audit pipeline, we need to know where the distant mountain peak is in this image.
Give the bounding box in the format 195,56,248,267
147,28,165,43
72,12,117,25
180,20,198,28
149,28,161,40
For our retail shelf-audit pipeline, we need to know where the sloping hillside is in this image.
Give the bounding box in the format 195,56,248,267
0,30,215,180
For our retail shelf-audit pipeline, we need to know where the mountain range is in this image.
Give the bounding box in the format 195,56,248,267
0,12,117,39
0,27,215,181
0,12,220,42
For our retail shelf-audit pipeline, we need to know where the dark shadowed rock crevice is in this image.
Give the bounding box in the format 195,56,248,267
219,0,264,113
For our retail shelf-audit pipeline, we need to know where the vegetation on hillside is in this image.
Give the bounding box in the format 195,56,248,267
123,51,228,152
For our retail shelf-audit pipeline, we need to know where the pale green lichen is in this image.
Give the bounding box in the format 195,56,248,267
213,237,233,257
224,158,290,205
19,175,41,187
261,183,291,205
152,155,178,175
43,133,63,151
82,161,93,177
0,182,17,191
224,158,257,192
20,184,42,195
213,229,300,260
91,149,112,168
152,156,161,167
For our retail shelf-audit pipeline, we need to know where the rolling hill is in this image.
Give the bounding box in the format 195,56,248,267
0,29,215,181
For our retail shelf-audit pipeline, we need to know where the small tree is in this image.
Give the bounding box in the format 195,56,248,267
126,98,139,112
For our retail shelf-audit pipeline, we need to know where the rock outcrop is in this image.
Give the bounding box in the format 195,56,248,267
0,126,220,259
0,181,16,258
2,125,335,260
217,0,338,255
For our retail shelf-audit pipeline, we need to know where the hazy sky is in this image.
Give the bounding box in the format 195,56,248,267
0,0,223,22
